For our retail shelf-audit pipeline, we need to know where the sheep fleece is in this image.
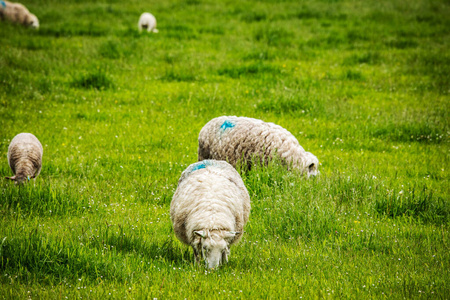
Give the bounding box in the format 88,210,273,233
0,1,35,26
198,116,308,169
7,133,43,178
138,12,158,33
170,160,250,246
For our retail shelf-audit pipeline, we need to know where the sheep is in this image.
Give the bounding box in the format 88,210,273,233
5,133,43,184
138,12,158,33
0,1,39,28
170,160,251,269
198,116,319,177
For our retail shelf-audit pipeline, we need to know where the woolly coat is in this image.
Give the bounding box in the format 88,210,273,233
138,12,158,33
198,116,319,175
0,1,39,28
170,160,250,246
7,133,43,181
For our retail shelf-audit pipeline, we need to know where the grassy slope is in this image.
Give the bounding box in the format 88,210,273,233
0,0,449,298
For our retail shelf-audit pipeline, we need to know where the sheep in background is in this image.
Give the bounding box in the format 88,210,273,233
170,160,251,269
198,116,319,177
138,12,158,33
5,133,43,184
0,1,39,28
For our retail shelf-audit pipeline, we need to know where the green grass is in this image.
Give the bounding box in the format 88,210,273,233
0,0,449,298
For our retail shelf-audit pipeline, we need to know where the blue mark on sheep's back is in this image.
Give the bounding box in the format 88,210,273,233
181,160,224,182
188,160,216,174
1,1,6,8
191,162,207,172
219,120,235,133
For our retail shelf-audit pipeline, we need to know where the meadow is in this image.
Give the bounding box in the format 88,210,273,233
0,0,449,298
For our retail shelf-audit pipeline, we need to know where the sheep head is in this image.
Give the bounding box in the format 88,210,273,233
303,152,319,177
5,174,34,185
25,13,39,29
193,230,238,269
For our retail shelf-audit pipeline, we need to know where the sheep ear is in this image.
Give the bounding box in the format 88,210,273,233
225,231,239,239
5,176,16,181
194,231,206,238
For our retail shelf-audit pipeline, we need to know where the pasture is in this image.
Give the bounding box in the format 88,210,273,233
0,0,449,298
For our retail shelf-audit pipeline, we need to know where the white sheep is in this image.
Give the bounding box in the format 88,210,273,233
0,1,39,28
198,116,319,177
170,160,251,269
138,12,158,33
5,133,43,184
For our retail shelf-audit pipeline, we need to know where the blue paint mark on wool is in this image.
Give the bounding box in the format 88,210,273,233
181,160,225,182
188,160,217,174
219,120,235,133
1,1,6,8
191,162,207,172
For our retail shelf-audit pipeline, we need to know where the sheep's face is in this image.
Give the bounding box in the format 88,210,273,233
28,14,39,28
303,152,319,177
5,174,33,185
193,230,237,269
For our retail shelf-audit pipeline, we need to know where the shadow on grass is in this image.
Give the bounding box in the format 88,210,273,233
371,122,445,144
374,187,449,225
217,62,280,79
1,181,89,217
84,223,193,266
94,232,192,264
70,68,114,90
0,228,193,284
37,23,109,37
164,23,199,40
0,231,125,283
159,66,200,82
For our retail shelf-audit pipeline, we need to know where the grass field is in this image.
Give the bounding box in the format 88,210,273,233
0,0,449,298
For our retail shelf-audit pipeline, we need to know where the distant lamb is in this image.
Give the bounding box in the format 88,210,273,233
138,12,158,33
198,116,319,177
170,160,251,269
0,1,39,28
5,133,43,184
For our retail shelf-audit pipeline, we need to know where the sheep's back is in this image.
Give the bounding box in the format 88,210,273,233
198,116,305,168
7,133,43,175
170,160,250,245
2,2,30,24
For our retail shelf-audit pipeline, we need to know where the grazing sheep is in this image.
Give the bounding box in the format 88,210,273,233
5,133,43,184
170,160,251,269
0,1,39,28
198,116,319,177
138,12,158,33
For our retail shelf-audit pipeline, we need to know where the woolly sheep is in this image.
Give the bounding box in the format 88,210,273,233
198,116,319,177
0,1,39,28
170,160,251,269
138,12,158,33
5,133,43,184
